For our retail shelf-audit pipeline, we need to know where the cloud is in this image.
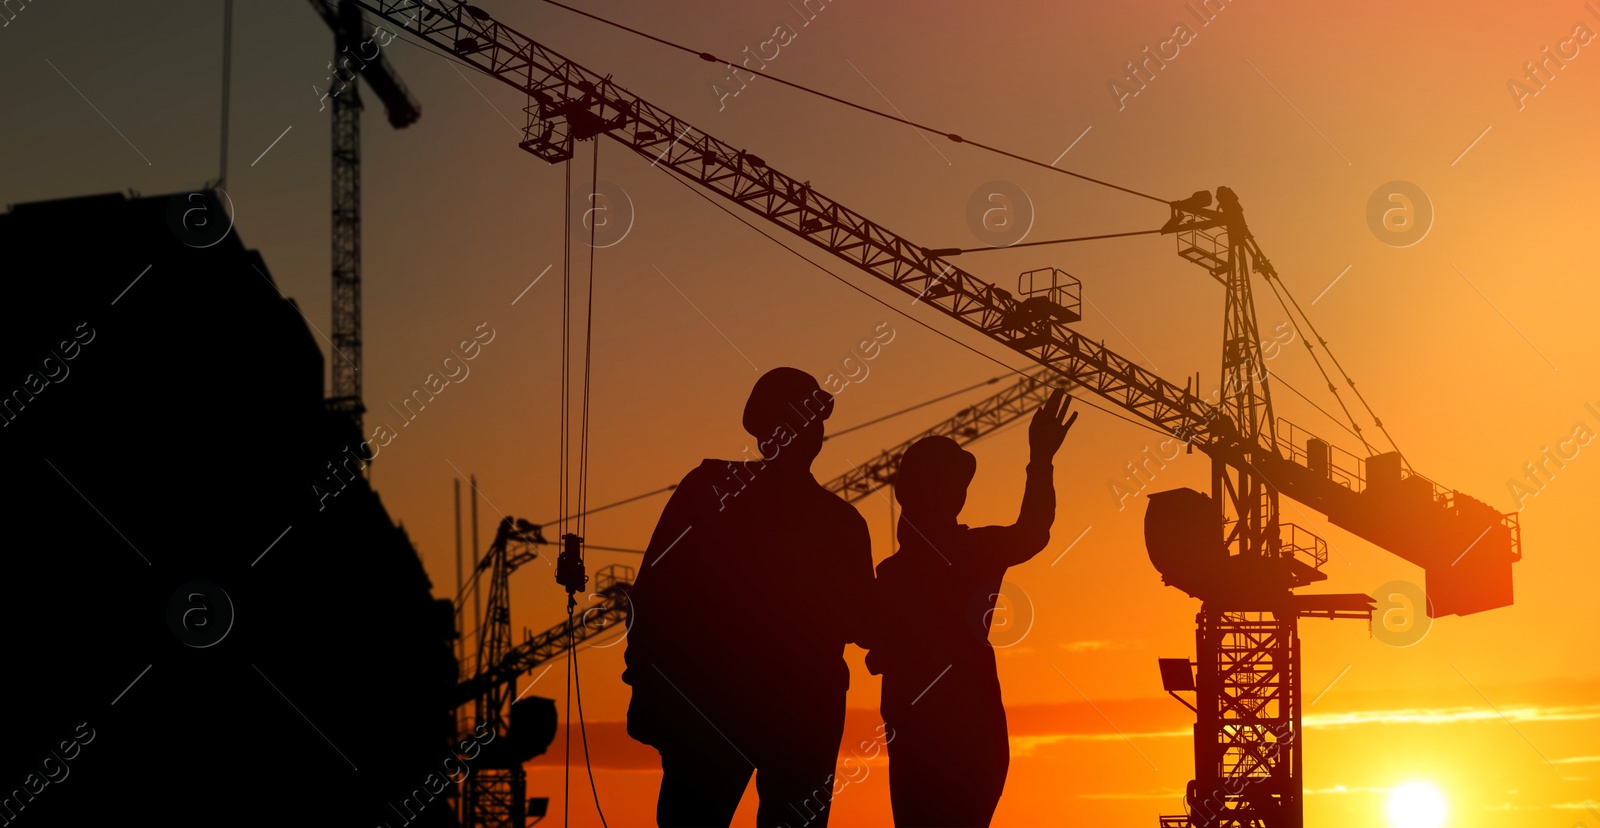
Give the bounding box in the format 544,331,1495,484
1059,640,1117,653
1304,704,1600,730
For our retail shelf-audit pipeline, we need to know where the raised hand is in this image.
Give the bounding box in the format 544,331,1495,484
1028,388,1078,463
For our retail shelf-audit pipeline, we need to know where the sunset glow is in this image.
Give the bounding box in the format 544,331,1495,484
1387,781,1448,828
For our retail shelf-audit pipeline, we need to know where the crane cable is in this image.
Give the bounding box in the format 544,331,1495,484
949,228,1167,255
218,0,233,188
1260,259,1406,462
524,0,1172,206
566,139,610,828
823,373,1010,440
559,145,575,828
1253,268,1372,455
541,484,679,527
1264,369,1369,447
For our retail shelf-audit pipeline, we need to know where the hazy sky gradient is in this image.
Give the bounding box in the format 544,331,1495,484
5,0,1597,824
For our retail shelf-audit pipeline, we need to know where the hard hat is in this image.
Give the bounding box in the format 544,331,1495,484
742,367,833,438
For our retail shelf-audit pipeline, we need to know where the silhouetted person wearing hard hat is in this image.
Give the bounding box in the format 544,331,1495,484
866,388,1076,827
623,367,875,827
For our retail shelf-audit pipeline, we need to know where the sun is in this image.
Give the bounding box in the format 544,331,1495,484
1386,781,1448,828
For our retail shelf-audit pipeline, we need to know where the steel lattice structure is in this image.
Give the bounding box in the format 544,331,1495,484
455,560,633,710
456,529,632,828
308,0,421,433
328,80,364,427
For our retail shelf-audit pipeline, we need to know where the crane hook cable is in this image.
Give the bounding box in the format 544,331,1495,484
525,0,1172,206
560,142,576,828
570,138,611,828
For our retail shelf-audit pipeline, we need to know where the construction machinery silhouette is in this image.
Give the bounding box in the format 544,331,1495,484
361,3,1520,824
306,0,422,434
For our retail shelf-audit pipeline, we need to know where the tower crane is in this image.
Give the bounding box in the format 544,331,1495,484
307,0,421,434
360,3,1521,824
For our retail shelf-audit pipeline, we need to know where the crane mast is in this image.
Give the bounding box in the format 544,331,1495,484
367,3,1520,825
308,0,421,434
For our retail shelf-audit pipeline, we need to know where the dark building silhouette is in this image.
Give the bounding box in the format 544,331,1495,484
0,192,457,827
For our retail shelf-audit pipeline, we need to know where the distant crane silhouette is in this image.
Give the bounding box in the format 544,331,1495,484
306,0,421,434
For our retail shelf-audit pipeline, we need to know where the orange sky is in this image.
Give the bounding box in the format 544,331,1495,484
4,0,1599,825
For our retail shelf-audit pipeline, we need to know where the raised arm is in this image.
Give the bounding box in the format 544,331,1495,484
978,390,1078,568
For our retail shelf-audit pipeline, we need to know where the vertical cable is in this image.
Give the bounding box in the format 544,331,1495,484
219,0,232,188
454,478,463,670
470,474,481,671
560,157,574,828
562,162,574,538
573,139,610,827
577,142,599,543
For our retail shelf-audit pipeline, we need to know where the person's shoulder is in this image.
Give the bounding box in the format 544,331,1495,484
810,481,868,524
662,461,738,509
681,458,738,486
